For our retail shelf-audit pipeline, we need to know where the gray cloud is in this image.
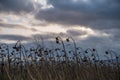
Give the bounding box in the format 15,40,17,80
67,29,87,37
0,0,34,13
35,0,120,30
32,33,56,40
0,34,31,41
47,0,120,19
0,0,119,30
0,19,3,22
0,22,38,31
30,28,38,32
102,29,120,41
30,21,48,27
0,28,2,31
0,22,27,28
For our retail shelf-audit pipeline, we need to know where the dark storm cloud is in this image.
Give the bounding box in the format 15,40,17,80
0,0,34,13
35,0,120,29
47,0,120,19
0,34,31,41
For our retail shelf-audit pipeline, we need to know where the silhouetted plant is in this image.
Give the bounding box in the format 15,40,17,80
0,36,120,80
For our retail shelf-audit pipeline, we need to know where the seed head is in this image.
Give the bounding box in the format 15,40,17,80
66,38,70,42
85,50,88,53
0,47,1,49
91,54,94,57
13,46,17,49
105,51,109,54
93,48,96,51
92,58,95,61
116,56,119,59
35,51,38,54
56,40,59,44
56,37,59,40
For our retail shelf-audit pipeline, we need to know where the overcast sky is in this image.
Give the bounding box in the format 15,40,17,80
0,0,120,54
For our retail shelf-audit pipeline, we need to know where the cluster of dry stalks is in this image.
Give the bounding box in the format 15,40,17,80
0,36,120,80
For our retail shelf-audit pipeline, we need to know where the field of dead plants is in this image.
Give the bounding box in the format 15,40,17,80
0,36,120,80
